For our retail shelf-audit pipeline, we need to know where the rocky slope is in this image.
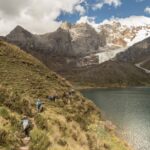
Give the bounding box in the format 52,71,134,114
61,60,150,88
117,37,150,63
116,36,150,75
0,40,131,150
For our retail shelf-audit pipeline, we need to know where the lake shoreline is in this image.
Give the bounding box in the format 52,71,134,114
76,85,150,91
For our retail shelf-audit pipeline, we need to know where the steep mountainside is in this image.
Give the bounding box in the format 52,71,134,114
60,61,150,88
117,37,150,69
0,40,131,150
6,25,44,52
68,23,105,56
6,23,104,57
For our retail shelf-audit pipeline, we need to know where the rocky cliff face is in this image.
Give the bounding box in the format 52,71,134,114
6,25,41,50
6,25,73,56
6,23,106,57
69,23,105,56
42,28,73,56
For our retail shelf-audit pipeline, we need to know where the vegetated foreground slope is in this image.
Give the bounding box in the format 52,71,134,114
0,40,132,150
61,61,150,88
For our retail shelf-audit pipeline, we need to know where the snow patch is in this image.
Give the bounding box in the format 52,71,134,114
127,29,150,46
96,48,127,64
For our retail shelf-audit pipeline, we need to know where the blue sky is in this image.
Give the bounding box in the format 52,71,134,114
0,0,150,35
57,0,150,23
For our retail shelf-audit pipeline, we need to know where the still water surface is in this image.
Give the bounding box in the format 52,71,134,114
81,88,150,150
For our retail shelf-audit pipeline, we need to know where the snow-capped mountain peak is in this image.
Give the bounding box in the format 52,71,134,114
77,16,150,48
75,16,150,65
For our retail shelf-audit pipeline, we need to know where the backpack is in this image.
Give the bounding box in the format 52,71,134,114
23,119,29,130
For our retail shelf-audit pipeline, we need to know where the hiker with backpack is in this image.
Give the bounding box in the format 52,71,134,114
36,99,44,112
21,116,30,137
48,96,55,101
47,95,59,102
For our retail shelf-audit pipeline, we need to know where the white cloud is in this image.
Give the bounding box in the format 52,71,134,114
101,16,150,27
74,5,86,15
144,7,150,14
0,0,85,35
104,0,122,7
77,15,150,32
77,16,96,23
76,16,100,31
92,0,122,10
92,3,103,10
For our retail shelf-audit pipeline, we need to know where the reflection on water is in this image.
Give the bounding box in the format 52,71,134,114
81,88,150,150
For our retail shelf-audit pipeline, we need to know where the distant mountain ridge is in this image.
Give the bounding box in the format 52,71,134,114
6,23,105,57
3,17,150,88
5,16,150,66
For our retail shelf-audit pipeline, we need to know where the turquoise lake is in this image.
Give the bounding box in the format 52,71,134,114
81,88,150,150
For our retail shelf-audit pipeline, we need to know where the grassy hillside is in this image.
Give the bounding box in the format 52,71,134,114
61,61,150,88
0,40,132,150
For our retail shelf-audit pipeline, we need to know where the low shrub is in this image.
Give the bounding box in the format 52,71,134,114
34,114,48,130
4,93,32,116
0,128,7,145
0,107,10,119
9,115,21,131
0,86,9,104
57,138,67,146
29,128,50,150
0,127,20,149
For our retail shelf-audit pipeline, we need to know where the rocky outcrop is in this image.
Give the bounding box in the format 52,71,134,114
69,23,105,56
6,25,46,53
41,28,73,56
60,22,72,30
